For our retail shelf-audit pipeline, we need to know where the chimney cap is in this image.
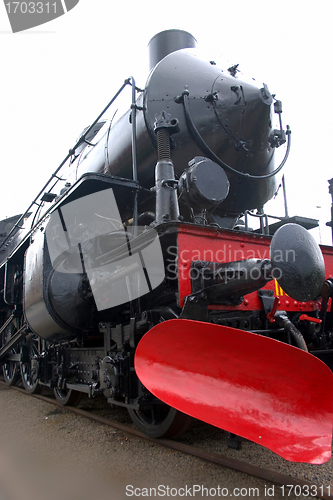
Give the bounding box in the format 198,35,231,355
148,29,197,71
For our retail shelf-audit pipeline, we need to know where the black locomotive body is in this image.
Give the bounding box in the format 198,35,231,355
1,30,333,463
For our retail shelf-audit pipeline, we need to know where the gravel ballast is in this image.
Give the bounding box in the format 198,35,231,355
0,383,331,500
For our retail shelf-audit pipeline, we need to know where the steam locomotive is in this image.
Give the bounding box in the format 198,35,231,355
1,30,333,464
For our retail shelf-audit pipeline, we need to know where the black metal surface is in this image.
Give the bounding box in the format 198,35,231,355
190,258,272,304
24,228,72,341
153,113,181,225
73,41,279,218
144,50,277,213
0,324,28,360
148,29,197,71
154,160,180,225
270,223,325,301
22,173,142,341
179,157,230,212
274,311,308,351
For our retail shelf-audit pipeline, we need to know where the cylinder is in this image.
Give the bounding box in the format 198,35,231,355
148,29,197,70
155,160,180,224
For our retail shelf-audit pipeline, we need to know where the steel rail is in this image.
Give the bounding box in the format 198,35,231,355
0,380,332,500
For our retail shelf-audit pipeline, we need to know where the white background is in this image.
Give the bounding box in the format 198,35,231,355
1,0,332,243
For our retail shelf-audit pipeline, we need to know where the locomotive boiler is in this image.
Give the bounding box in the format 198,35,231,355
1,29,333,464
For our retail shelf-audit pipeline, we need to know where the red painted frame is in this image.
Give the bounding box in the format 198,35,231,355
177,225,333,312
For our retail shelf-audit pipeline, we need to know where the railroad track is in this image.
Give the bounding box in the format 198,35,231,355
0,379,332,500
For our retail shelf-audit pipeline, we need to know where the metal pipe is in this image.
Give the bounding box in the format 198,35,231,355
130,76,139,236
282,174,289,218
275,312,308,352
148,29,196,71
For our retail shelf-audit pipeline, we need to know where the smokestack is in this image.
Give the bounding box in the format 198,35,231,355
148,29,197,71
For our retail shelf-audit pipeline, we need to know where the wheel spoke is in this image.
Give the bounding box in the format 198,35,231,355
54,386,82,406
2,344,19,386
3,358,19,386
150,407,157,426
128,402,192,439
20,336,43,394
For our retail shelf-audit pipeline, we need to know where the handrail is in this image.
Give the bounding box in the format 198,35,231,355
0,78,139,253
129,76,141,235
